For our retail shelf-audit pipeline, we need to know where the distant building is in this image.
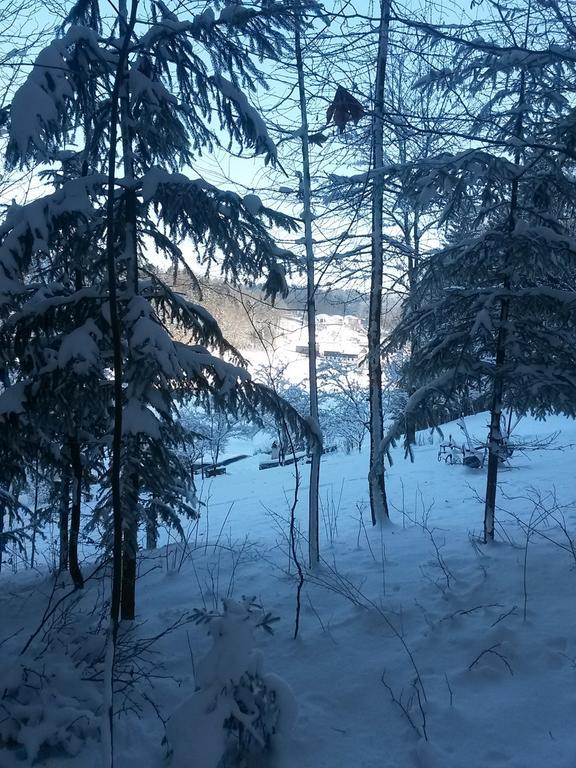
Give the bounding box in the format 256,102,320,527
288,312,367,364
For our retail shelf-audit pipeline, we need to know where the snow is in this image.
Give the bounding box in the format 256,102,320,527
175,340,250,392
122,400,162,438
129,68,178,109
217,3,253,24
140,167,190,202
212,75,277,161
195,8,215,27
0,380,28,416
8,39,74,158
243,193,262,215
3,412,576,767
57,320,102,374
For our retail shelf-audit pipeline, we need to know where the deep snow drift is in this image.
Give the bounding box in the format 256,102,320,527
1,412,576,768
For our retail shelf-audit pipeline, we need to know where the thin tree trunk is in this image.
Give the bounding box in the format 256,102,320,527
484,296,508,542
121,447,139,620
0,495,4,574
59,468,70,572
368,0,392,525
117,0,140,619
146,513,157,550
69,438,84,589
30,458,40,569
405,210,420,446
102,2,138,764
295,18,321,567
483,65,525,543
121,529,137,618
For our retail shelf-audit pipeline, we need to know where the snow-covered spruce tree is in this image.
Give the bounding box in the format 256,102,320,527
384,11,576,541
3,0,313,618
0,156,112,581
168,598,297,768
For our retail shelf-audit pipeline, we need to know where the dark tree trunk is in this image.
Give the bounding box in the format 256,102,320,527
121,522,138,619
30,460,40,569
59,469,70,572
118,29,140,618
484,294,509,542
368,0,392,525
146,510,158,550
0,497,4,574
102,4,139,763
484,70,524,543
69,438,85,589
121,449,139,620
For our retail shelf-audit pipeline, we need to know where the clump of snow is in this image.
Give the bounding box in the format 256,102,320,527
218,3,253,24
212,75,277,161
195,7,215,26
58,320,102,374
0,380,27,416
129,66,178,111
140,166,190,202
122,400,162,439
243,193,262,215
0,657,100,764
9,39,74,158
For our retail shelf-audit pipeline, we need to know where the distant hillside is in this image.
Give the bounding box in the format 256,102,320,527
161,275,270,349
281,286,370,321
160,271,398,350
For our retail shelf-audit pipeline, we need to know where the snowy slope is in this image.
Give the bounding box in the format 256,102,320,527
2,413,576,768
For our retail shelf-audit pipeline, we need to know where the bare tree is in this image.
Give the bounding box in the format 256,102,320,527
367,0,393,525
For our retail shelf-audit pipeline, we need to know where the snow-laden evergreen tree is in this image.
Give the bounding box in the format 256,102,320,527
1,0,314,619
384,0,576,541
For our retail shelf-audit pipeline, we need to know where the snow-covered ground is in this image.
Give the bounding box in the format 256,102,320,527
2,412,576,767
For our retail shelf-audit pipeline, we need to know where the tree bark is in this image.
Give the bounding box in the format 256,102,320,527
102,5,139,764
295,18,321,567
115,0,141,619
0,494,4,574
121,448,139,620
105,0,138,630
69,438,85,589
30,458,41,570
404,211,420,446
368,0,392,525
145,513,157,550
121,523,138,620
484,296,508,542
483,66,525,543
59,468,70,572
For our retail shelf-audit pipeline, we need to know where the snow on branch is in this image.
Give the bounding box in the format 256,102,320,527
211,75,277,163
8,40,73,164
0,176,106,292
139,168,298,298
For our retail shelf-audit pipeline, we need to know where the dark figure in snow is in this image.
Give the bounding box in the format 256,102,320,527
271,441,280,462
462,447,482,469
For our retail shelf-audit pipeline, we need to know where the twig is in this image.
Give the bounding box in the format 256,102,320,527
490,605,518,627
444,673,453,706
468,643,513,676
20,560,109,656
440,603,502,622
381,672,423,739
